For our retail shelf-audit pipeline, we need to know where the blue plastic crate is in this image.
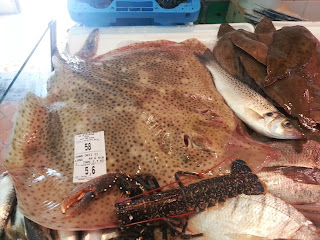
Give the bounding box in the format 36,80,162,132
67,0,200,26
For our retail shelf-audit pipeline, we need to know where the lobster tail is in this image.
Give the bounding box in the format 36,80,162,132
231,159,253,174
243,179,266,195
231,159,266,195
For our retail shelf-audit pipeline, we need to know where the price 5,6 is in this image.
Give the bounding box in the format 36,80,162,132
84,142,91,151
85,166,96,175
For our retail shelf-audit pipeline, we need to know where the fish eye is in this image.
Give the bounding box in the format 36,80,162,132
266,112,273,117
282,120,292,128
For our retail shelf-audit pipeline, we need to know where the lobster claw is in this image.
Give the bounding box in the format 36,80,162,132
61,173,134,216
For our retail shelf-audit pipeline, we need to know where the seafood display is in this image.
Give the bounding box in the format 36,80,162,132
2,19,320,239
214,18,320,131
3,30,278,231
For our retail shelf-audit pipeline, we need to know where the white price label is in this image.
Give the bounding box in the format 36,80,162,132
73,131,106,183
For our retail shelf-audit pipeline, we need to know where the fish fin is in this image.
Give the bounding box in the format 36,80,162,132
281,167,320,185
292,203,320,226
194,48,216,65
245,108,263,120
217,23,236,38
75,28,99,60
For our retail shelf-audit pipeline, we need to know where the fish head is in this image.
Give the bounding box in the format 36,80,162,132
264,112,304,139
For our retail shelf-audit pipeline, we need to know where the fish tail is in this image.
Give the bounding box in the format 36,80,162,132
292,203,320,227
232,159,266,195
194,48,216,66
52,28,100,70
75,28,100,60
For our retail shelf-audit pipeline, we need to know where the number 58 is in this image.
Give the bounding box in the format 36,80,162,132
84,143,91,151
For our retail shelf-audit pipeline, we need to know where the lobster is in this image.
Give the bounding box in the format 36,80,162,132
61,159,265,239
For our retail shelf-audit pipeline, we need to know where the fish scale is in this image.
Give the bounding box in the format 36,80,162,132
187,193,320,240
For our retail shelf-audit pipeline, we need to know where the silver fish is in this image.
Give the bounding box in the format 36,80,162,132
186,193,320,240
4,204,27,240
24,217,52,240
0,173,16,238
198,51,303,140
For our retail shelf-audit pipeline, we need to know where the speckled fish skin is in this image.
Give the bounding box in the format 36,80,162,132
0,174,16,237
4,36,278,230
200,52,303,140
187,193,320,240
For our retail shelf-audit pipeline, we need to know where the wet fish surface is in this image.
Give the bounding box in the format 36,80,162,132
198,51,303,139
4,33,278,230
0,173,16,238
187,193,320,240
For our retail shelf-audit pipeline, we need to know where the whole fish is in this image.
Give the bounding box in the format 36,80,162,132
186,193,320,240
197,50,303,140
0,173,16,238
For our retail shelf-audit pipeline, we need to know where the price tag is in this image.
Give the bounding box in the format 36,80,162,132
73,131,106,183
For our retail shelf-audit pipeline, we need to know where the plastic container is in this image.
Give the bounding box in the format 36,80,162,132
66,23,255,55
67,0,201,26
